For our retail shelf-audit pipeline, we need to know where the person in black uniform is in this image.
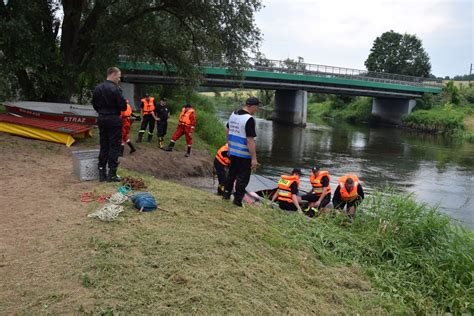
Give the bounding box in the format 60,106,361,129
155,97,170,149
92,67,127,182
223,97,262,207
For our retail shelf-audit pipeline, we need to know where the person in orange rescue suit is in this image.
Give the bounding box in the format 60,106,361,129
119,100,137,156
332,174,365,220
164,103,196,157
301,165,331,217
214,144,230,195
137,93,158,143
271,168,303,213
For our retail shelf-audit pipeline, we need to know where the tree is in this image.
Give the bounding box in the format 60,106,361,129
0,0,262,102
364,30,431,77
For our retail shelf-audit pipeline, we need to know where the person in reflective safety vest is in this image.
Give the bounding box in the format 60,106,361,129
301,165,331,217
137,93,158,143
214,144,230,195
164,104,196,157
271,168,303,212
332,174,365,219
119,100,136,156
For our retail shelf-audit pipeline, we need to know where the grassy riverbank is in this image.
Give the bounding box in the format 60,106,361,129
78,171,473,314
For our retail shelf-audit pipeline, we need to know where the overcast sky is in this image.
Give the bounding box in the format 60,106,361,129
254,0,473,77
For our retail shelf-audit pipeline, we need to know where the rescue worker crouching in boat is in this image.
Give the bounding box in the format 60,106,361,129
332,174,364,220
301,166,331,217
119,99,137,156
214,143,230,196
137,93,158,143
164,103,196,157
271,168,303,213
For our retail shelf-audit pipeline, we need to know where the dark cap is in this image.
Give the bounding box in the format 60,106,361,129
184,103,192,108
291,168,303,175
160,97,166,101
144,93,150,97
312,165,321,172
245,96,262,106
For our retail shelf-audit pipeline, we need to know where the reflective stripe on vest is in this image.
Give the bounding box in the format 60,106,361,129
338,174,360,202
121,103,132,118
277,175,300,203
310,171,331,195
141,97,155,114
215,144,230,167
227,111,253,159
179,108,194,127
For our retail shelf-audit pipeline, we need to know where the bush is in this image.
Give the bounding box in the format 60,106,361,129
402,106,465,134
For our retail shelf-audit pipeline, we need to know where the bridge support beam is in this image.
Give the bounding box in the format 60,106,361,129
272,89,307,126
372,98,417,124
121,82,146,111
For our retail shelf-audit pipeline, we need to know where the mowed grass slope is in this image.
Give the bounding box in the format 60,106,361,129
77,170,393,315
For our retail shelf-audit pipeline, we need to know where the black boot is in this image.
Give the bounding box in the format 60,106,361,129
164,141,175,152
127,142,136,154
137,131,144,143
119,145,124,157
184,145,191,157
222,190,231,200
147,134,153,142
98,167,107,182
107,169,121,182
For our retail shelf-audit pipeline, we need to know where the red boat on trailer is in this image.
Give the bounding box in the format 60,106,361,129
4,101,98,125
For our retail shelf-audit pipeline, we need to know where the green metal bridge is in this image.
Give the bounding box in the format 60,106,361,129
118,58,443,125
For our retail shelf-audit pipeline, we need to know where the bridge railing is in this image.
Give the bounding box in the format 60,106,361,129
204,58,443,89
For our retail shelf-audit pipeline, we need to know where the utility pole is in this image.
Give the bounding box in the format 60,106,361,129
469,63,472,85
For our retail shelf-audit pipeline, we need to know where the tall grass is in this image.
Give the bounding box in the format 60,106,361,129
307,97,373,123
402,105,466,134
272,191,474,313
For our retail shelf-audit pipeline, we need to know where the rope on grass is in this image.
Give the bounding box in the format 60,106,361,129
88,204,125,221
107,192,128,205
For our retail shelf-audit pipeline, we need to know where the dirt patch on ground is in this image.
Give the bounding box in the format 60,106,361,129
119,144,213,179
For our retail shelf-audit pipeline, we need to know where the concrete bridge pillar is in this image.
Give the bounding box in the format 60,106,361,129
121,82,145,111
372,98,417,124
272,89,307,126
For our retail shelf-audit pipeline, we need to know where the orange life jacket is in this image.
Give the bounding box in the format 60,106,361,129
215,144,230,167
310,171,331,195
141,97,155,114
179,107,195,127
277,175,300,203
338,174,360,202
121,103,132,118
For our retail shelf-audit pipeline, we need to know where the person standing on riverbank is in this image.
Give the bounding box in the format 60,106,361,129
223,97,261,207
137,93,158,143
119,99,137,156
272,168,303,212
164,103,196,157
214,143,230,195
92,67,127,182
301,166,331,217
155,97,170,149
333,174,364,220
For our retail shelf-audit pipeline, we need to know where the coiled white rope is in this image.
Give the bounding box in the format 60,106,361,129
88,192,128,221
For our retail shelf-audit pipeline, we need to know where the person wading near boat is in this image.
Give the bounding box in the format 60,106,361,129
119,99,137,156
214,143,230,195
164,103,196,157
223,97,261,207
92,66,127,182
271,168,303,212
333,174,365,220
301,166,331,217
137,93,158,143
154,97,170,149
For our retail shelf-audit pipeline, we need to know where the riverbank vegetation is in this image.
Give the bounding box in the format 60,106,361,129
77,170,473,314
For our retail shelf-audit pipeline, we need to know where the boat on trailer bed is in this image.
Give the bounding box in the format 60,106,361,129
4,101,98,125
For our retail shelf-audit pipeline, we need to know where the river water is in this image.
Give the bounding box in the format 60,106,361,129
217,108,474,229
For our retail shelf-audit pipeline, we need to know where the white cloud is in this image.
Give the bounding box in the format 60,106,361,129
256,0,473,76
